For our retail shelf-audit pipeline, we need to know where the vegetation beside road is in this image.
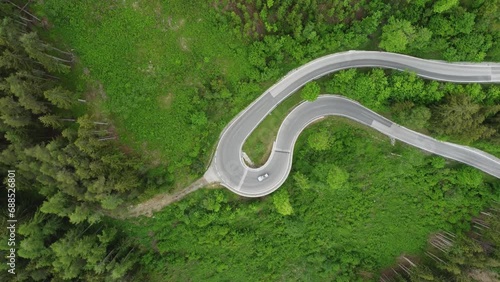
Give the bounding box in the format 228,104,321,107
242,90,303,165
33,0,500,185
122,118,500,280
0,4,159,279
2,0,500,281
244,69,500,164
33,0,260,185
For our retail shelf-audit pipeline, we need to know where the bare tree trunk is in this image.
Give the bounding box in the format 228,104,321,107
121,247,136,262
473,225,484,231
472,219,490,229
403,256,416,267
76,224,93,238
436,233,454,247
109,246,128,263
21,71,53,82
97,248,117,267
398,264,411,275
18,14,33,23
13,15,28,26
98,136,116,142
472,231,482,237
42,73,61,81
45,53,73,63
426,252,447,265
6,0,41,22
48,45,74,57
20,0,29,10
430,241,448,253
90,226,104,236
78,99,87,103
443,231,456,238
381,274,391,282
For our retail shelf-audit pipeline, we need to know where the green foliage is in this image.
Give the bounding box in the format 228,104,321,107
406,206,500,281
307,130,330,151
324,68,500,147
19,31,70,73
34,0,257,183
431,94,499,143
300,81,321,101
433,0,459,13
122,119,496,281
44,86,75,109
393,104,432,130
326,165,350,190
430,157,446,169
272,189,293,215
293,171,310,190
34,0,500,188
14,212,141,281
0,6,154,281
22,0,500,281
404,106,432,129
379,16,433,53
379,17,416,52
327,69,388,110
39,114,63,128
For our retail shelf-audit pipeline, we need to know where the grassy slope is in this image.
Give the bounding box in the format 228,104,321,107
35,0,254,185
242,90,303,165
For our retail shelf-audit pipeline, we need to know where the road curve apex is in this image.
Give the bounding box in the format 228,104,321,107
207,51,500,197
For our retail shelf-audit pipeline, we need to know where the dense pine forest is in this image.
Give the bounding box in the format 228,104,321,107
1,0,500,281
0,3,159,280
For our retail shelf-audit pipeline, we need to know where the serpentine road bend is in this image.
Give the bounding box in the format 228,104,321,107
204,51,500,198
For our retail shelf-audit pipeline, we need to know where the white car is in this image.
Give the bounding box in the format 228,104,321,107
257,173,269,182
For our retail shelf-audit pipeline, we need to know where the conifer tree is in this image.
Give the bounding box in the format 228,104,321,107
44,86,75,109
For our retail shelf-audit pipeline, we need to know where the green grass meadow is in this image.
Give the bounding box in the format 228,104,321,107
35,0,255,184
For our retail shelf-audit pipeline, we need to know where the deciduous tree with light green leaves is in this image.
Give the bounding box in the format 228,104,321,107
293,172,310,190
379,17,432,53
307,130,330,151
300,81,320,102
326,165,349,190
433,0,459,13
379,17,415,52
272,189,293,215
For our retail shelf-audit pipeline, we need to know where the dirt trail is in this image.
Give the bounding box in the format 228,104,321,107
127,177,209,217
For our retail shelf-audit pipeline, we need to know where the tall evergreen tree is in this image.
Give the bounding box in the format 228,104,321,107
44,86,75,109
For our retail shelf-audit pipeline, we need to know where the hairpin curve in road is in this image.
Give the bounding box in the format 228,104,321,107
204,51,500,197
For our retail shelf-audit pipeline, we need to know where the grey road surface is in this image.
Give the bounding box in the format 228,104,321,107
204,51,500,197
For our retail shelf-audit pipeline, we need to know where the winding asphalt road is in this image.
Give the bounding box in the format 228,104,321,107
204,51,500,197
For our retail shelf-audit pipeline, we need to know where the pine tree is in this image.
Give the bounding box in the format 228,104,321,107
40,192,74,217
0,96,32,127
39,114,63,128
432,94,498,143
20,32,71,73
6,74,48,114
44,86,75,109
0,17,22,48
